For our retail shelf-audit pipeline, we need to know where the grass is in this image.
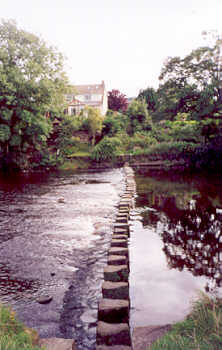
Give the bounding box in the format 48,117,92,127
0,305,42,350
149,293,222,350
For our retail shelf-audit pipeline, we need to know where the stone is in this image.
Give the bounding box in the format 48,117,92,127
38,338,77,350
108,255,127,266
96,321,131,346
109,247,129,257
113,224,129,235
116,214,129,220
37,295,53,304
111,239,128,248
111,234,128,240
102,281,129,300
96,345,132,350
98,298,129,323
113,228,128,235
104,265,128,282
115,218,128,224
132,325,171,350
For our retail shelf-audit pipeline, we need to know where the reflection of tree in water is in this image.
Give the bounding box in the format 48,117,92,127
138,181,222,292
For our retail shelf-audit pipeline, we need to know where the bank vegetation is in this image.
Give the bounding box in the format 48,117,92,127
0,22,222,172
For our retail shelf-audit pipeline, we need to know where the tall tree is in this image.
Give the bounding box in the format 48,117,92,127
137,86,158,112
0,19,69,169
108,89,128,112
158,31,222,121
127,99,152,134
85,106,103,146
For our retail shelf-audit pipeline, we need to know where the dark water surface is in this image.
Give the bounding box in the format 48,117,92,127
0,168,124,350
130,169,222,329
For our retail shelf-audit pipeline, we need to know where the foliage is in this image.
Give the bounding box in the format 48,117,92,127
149,293,222,350
0,304,42,349
121,132,157,152
131,141,198,161
84,106,103,145
158,31,222,121
102,110,127,137
49,114,82,159
108,89,128,112
127,98,152,134
137,86,159,112
91,136,121,161
0,19,69,170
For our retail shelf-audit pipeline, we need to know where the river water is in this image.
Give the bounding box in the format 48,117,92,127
0,168,125,349
1,167,222,348
130,168,222,329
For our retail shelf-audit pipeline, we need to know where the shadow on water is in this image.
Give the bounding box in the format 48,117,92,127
130,169,222,327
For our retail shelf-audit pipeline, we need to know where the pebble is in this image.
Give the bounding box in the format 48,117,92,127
37,295,53,304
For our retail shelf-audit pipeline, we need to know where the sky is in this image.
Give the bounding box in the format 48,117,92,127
1,0,222,97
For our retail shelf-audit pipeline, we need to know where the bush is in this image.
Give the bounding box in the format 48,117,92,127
0,305,42,350
91,136,121,161
131,141,199,161
149,293,222,350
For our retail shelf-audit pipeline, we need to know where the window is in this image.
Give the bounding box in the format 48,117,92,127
85,94,91,101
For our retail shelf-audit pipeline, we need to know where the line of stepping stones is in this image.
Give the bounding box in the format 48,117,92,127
96,164,136,350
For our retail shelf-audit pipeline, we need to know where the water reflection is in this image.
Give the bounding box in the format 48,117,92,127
135,170,222,293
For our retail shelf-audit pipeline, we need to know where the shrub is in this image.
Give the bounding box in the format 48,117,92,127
91,136,121,161
0,305,42,350
131,141,199,161
149,293,222,350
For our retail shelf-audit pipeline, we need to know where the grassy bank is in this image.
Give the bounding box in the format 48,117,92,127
149,293,222,350
0,305,42,350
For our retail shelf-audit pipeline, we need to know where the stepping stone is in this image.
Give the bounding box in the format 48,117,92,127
98,298,129,324
38,338,77,350
111,234,128,240
102,281,129,300
108,255,127,266
96,321,131,346
111,239,128,248
104,265,128,282
116,217,128,224
109,247,129,257
114,224,129,231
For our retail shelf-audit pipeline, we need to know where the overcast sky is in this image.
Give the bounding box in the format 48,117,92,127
1,0,222,96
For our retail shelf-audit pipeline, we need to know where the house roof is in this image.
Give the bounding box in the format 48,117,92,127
75,81,105,95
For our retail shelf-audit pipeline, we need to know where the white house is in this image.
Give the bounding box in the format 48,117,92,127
66,81,108,116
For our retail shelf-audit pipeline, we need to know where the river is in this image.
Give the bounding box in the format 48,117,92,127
0,168,124,350
130,168,222,329
1,167,222,349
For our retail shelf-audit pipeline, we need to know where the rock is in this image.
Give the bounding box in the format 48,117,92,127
113,228,129,235
108,247,129,257
132,325,171,350
97,321,131,346
37,295,53,304
104,265,128,282
107,255,127,266
38,338,77,350
102,281,129,300
111,234,128,240
98,298,129,323
111,239,128,248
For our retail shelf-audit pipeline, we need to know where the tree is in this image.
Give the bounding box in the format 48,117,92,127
85,106,103,146
108,89,128,112
158,31,222,121
137,87,158,112
127,99,152,134
0,19,69,170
